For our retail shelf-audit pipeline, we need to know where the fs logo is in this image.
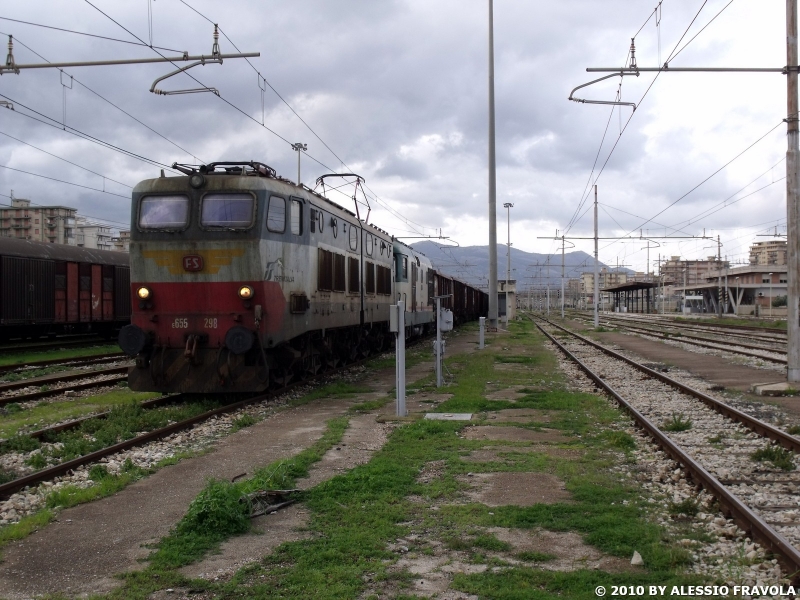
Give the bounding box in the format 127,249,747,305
183,255,204,272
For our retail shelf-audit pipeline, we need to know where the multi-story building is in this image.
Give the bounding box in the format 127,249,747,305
749,240,787,266
658,256,729,287
580,267,628,304
0,198,77,244
75,217,114,250
112,230,130,253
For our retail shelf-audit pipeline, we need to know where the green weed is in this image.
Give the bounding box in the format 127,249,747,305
230,414,257,432
663,413,692,432
751,445,796,471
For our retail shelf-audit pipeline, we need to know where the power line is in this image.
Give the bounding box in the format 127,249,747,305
0,92,177,171
0,129,133,189
1,31,204,163
0,16,185,52
0,164,129,199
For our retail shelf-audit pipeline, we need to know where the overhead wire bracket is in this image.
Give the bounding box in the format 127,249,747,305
150,25,223,96
569,38,639,110
3,35,18,75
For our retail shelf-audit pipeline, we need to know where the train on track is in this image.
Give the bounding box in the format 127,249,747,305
119,161,488,394
0,237,131,341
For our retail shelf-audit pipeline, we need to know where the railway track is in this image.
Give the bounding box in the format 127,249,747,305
0,351,378,500
575,311,786,345
0,353,126,377
568,314,787,366
534,316,800,578
0,337,114,356
0,366,130,405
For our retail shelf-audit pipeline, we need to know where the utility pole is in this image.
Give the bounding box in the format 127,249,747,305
487,0,499,331
788,0,800,381
504,202,513,324
561,234,566,319
594,185,599,328
717,235,723,318
292,143,307,186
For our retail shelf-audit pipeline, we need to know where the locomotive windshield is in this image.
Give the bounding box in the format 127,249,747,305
139,195,189,229
201,193,254,229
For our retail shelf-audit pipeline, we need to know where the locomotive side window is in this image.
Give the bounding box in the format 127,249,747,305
348,224,358,251
318,248,333,291
201,193,254,228
365,261,375,294
333,254,346,292
290,199,302,235
376,265,392,295
348,257,359,292
394,255,408,282
267,196,286,232
139,195,189,229
365,234,373,256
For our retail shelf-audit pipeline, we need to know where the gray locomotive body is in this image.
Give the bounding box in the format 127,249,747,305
120,162,452,394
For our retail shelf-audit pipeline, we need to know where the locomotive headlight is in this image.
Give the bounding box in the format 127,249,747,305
238,285,254,300
137,286,152,300
189,174,205,189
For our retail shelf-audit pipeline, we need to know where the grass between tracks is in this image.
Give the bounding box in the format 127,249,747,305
104,320,704,600
0,344,121,379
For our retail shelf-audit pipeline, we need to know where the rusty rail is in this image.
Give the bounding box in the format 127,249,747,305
534,317,800,578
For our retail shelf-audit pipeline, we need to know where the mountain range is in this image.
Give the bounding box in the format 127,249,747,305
408,241,632,288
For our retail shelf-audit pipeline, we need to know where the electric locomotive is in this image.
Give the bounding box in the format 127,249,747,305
119,161,438,393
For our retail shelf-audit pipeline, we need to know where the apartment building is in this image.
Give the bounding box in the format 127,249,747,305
0,198,77,244
75,217,114,250
749,240,787,266
659,256,729,287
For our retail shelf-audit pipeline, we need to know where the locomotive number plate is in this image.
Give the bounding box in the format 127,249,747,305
183,255,204,272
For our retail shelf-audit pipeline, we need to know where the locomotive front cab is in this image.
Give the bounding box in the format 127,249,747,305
121,164,286,393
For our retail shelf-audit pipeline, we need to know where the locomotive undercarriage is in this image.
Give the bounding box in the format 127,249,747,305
127,323,391,394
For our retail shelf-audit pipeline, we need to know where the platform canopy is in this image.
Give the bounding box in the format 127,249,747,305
600,281,658,293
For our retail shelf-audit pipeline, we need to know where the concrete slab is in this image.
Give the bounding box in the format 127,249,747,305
751,382,800,396
424,413,473,421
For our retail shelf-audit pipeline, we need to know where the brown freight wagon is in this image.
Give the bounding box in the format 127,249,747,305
0,238,130,341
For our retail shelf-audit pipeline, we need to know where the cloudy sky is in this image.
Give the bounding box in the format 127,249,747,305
0,0,789,276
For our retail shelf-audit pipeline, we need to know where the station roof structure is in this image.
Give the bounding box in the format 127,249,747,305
600,281,658,293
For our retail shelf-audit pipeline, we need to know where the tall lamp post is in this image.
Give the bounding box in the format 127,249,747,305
769,272,774,317
291,142,307,186
503,202,513,323
487,0,499,330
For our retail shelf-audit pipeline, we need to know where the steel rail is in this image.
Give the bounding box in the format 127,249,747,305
584,313,787,343
0,391,267,499
533,318,800,579
566,313,787,365
0,353,126,376
0,374,129,406
600,322,787,365
565,309,787,335
612,323,786,353
542,318,799,451
0,366,129,394
19,394,184,440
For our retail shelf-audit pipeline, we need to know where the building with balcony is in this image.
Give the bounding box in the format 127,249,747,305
749,239,787,266
0,198,77,244
76,217,114,250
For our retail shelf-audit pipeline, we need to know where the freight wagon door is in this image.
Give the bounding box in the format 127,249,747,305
66,262,79,322
90,264,102,321
411,263,417,312
102,265,114,320
79,263,91,322
1,257,55,324
55,262,66,322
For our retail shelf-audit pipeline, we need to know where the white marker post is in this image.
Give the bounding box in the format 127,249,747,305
479,316,486,349
390,301,406,416
435,296,454,388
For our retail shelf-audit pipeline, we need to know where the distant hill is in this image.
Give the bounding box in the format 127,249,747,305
408,241,631,288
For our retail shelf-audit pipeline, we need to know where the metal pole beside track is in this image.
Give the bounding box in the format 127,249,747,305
788,0,800,381
396,301,406,417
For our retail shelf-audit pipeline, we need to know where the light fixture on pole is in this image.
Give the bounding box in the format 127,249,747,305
291,142,307,186
769,272,774,317
487,0,498,330
503,202,513,323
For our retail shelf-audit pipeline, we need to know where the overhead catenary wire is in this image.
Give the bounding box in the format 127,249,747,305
566,1,713,237
1,31,204,164
168,0,433,236
0,164,129,199
0,17,185,53
0,130,133,189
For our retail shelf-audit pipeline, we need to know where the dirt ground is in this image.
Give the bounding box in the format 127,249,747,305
0,327,634,599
